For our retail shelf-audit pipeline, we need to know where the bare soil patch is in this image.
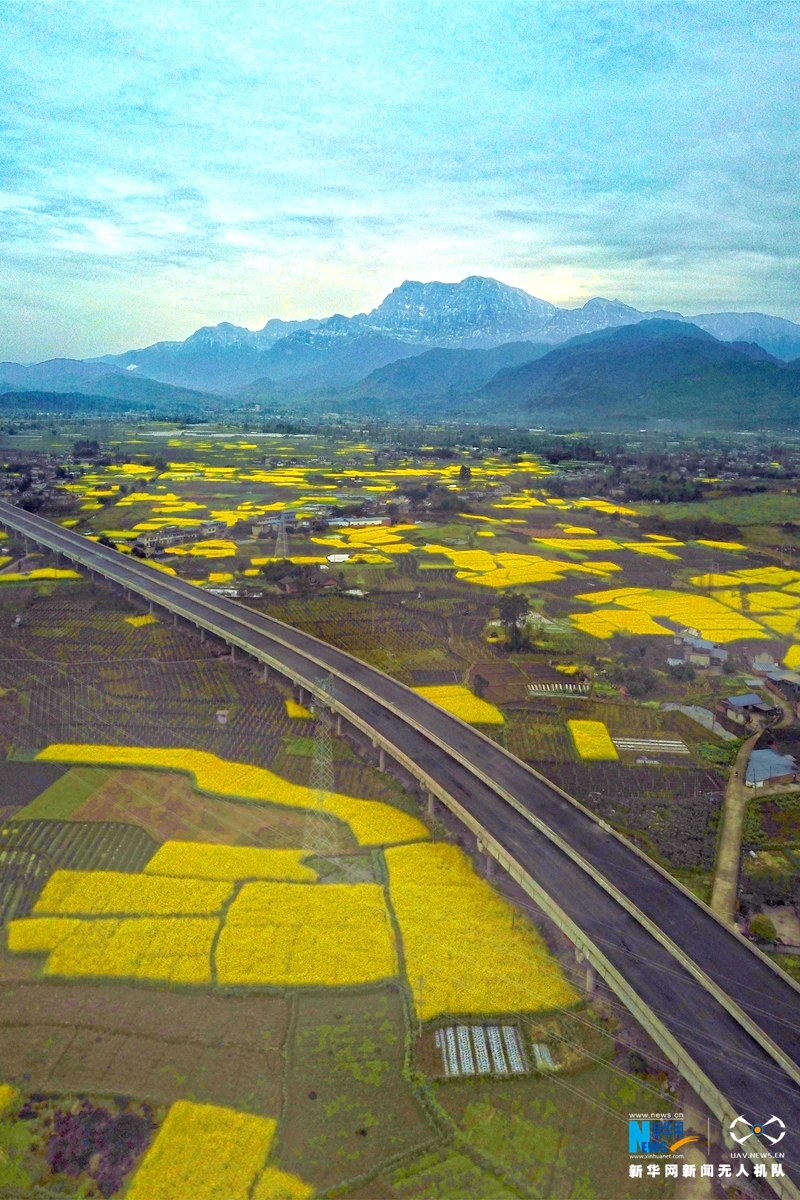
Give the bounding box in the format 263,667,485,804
71,767,323,848
0,981,289,1114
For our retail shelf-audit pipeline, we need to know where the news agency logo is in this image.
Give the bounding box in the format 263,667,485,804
629,1120,698,1155
729,1116,786,1146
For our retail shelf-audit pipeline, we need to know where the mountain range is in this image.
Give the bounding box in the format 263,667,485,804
2,276,800,427
472,320,800,429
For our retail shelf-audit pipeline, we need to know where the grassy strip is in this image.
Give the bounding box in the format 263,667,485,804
14,767,116,820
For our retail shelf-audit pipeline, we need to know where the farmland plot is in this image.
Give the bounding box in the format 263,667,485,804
280,989,435,1194
544,762,724,869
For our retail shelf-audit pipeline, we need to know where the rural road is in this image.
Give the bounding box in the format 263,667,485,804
710,732,759,924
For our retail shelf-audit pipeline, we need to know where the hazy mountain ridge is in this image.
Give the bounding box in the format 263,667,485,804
688,312,800,362
3,276,800,400
334,341,552,407
470,320,800,429
0,358,218,410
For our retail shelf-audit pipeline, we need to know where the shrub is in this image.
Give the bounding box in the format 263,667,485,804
749,913,777,944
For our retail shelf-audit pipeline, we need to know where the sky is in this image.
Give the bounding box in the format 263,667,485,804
1,0,798,361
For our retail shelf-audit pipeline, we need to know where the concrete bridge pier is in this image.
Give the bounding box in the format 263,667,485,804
336,712,342,735
262,663,269,682
427,791,435,816
477,838,494,879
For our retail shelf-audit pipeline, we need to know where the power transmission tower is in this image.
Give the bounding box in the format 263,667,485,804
303,674,340,857
275,511,288,560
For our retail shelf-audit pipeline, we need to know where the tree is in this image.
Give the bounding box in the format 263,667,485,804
499,592,530,651
499,591,529,628
458,464,472,485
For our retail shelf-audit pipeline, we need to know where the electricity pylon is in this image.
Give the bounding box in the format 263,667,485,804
275,512,288,560
303,674,340,857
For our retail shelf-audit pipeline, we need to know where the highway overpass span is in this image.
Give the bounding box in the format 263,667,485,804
2,499,799,1195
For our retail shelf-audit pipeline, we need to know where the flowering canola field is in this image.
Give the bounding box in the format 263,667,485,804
421,544,620,588
125,613,158,627
144,842,318,882
413,684,504,725
216,881,397,987
36,744,429,847
385,842,577,1020
8,837,579,1018
0,568,81,584
9,914,217,985
572,587,771,643
33,869,231,916
125,1099,311,1200
568,720,619,761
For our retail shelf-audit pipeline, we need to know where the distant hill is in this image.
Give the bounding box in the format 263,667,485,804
689,312,800,362
259,328,431,390
327,341,551,412
94,317,322,393
471,320,800,428
0,361,218,413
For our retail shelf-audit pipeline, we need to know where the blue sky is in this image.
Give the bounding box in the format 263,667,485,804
1,1,797,359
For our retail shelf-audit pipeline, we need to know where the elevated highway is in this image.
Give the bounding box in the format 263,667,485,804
2,499,799,1195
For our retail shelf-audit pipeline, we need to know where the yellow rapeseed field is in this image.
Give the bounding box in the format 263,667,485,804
570,610,671,638
145,842,317,882
216,881,397,987
0,568,82,583
421,544,620,588
413,684,504,725
0,1083,18,1116
253,1165,314,1200
533,537,621,552
761,614,800,636
568,720,618,761
785,646,800,669
285,699,313,719
7,917,81,953
573,587,768,643
126,1101,276,1200
33,869,231,916
36,745,429,847
10,915,217,984
385,842,577,1020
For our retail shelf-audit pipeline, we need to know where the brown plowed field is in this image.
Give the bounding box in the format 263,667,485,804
69,767,333,847
0,981,288,1114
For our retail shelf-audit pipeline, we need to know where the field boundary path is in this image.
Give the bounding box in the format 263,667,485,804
710,733,760,924
2,500,800,1198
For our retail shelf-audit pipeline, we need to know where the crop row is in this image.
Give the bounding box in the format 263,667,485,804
0,819,158,874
